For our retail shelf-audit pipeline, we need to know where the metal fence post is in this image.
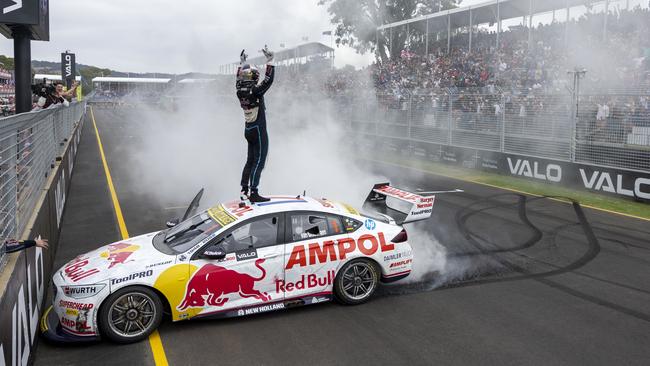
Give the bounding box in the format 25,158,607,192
407,93,412,140
570,90,577,162
448,93,453,146
500,93,506,152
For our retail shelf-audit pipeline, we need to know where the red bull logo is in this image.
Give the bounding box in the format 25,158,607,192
100,243,139,268
177,258,270,311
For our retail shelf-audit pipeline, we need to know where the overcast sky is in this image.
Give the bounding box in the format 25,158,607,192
0,0,515,74
0,0,378,73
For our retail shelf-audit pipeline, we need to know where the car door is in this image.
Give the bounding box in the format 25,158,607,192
180,214,285,317
281,212,349,300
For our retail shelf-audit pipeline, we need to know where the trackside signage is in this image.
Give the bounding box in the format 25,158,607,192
377,139,650,203
60,52,76,89
487,152,650,202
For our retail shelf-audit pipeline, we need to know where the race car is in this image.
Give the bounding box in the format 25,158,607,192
41,183,435,344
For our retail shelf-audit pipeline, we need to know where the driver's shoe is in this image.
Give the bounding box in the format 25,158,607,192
249,191,270,203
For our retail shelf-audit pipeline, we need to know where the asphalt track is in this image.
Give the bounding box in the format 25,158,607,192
34,107,650,366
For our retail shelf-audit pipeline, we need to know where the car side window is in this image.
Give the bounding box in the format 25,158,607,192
218,216,279,253
291,214,329,241
327,215,344,235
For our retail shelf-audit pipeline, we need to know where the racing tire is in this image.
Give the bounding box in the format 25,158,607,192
99,286,163,344
334,259,380,305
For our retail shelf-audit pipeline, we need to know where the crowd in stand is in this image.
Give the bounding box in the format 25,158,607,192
316,7,650,145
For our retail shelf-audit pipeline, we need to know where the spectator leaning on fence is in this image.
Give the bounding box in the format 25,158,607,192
45,81,78,108
4,235,49,253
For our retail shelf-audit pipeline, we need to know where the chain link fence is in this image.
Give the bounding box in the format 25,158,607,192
343,90,650,172
0,102,85,262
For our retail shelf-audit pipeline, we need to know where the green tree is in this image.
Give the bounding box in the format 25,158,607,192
0,55,15,70
319,0,460,62
79,66,112,95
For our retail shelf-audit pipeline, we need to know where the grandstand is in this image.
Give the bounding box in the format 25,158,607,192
377,0,639,54
91,76,170,95
218,42,334,74
258,0,649,174
33,73,82,83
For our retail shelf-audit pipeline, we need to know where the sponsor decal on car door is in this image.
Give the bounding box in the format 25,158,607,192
280,213,348,299
178,215,284,317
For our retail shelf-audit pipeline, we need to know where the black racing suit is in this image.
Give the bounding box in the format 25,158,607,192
237,64,275,191
4,239,37,253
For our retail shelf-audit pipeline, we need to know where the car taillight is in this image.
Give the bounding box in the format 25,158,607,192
392,229,408,243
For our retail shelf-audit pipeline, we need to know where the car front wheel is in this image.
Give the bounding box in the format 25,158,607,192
334,259,380,305
99,286,163,343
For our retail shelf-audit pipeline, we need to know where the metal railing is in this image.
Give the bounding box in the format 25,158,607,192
341,90,650,173
0,102,85,262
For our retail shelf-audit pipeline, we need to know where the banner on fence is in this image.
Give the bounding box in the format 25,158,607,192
377,138,650,202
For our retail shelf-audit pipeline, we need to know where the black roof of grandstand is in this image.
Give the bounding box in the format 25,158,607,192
378,0,591,31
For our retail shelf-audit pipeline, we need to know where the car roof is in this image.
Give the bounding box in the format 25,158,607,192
207,195,360,227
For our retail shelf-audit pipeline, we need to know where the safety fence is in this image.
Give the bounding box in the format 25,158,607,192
0,102,85,262
340,91,650,173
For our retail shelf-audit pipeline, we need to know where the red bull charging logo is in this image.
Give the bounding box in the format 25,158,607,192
177,258,270,311
100,243,140,268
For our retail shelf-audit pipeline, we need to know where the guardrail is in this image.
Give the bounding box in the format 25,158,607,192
0,102,85,263
340,91,650,173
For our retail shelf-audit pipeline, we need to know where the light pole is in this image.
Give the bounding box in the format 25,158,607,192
567,67,587,162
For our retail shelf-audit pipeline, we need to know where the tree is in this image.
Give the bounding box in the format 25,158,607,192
79,66,112,95
0,55,15,70
318,0,460,63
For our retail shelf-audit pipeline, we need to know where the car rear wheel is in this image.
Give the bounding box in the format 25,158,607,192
99,286,163,343
334,259,380,305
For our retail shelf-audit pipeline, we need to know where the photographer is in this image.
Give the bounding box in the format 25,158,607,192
33,81,78,110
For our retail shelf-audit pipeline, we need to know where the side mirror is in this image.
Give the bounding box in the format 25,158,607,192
166,218,180,228
201,246,226,260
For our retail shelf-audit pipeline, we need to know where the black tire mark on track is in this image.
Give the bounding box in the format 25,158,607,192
452,193,543,257
452,196,650,323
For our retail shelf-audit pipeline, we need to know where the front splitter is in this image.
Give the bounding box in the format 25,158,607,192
40,305,100,344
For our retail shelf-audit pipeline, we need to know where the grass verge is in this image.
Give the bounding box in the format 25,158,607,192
371,153,650,221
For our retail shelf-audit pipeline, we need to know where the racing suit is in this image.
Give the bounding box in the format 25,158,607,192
4,239,37,253
237,64,275,193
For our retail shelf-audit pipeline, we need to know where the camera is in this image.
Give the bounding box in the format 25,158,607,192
31,81,56,98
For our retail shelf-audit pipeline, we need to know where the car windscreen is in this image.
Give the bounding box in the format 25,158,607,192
154,212,222,254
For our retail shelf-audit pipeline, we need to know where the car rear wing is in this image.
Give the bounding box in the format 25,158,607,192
362,183,435,225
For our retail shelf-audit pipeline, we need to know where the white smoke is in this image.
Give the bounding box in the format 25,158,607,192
116,70,465,291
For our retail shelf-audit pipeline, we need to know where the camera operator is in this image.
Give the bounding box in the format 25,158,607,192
33,81,78,110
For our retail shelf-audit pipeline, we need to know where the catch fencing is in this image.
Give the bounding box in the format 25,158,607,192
342,90,650,173
0,102,85,262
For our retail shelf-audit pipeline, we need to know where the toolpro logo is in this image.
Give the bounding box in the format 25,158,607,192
177,258,270,311
100,243,140,268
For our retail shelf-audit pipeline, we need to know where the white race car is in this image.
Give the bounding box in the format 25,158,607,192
41,183,434,343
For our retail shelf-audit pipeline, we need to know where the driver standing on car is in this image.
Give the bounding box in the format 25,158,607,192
236,46,275,203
